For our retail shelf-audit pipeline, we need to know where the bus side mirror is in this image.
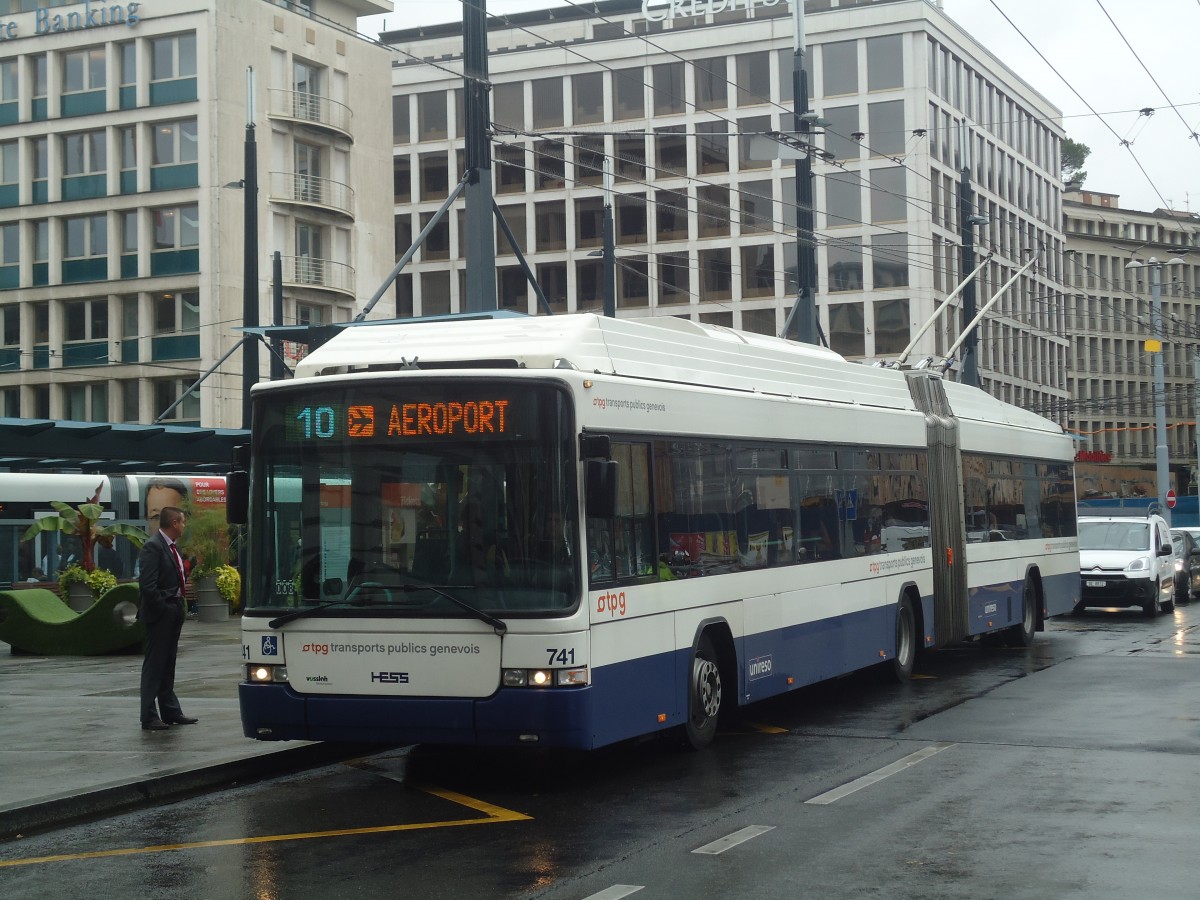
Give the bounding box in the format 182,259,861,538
226,445,250,525
585,459,618,518
580,433,612,461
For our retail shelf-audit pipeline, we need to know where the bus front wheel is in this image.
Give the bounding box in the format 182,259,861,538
683,632,722,750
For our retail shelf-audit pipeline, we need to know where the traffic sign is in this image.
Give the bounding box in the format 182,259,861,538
1167,490,1177,509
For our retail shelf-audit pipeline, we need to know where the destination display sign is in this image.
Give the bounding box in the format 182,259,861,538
285,397,518,444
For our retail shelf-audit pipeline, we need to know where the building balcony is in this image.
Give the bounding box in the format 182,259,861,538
282,255,354,297
269,171,354,219
267,89,353,141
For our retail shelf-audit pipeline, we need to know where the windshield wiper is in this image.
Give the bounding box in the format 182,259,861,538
268,586,389,629
397,582,507,635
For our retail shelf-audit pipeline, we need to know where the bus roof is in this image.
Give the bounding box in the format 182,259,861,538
286,314,1065,444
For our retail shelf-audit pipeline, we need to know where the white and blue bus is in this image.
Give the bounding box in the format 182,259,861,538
235,314,1078,750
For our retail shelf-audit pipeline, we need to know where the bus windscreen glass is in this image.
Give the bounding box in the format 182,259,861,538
247,380,578,617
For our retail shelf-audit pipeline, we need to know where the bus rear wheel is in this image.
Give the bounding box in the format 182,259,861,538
1004,580,1037,647
683,632,722,750
885,597,916,683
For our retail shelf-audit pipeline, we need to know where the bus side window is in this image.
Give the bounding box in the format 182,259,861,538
587,442,653,585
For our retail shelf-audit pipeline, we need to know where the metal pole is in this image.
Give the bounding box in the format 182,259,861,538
462,0,496,312
958,126,979,386
1194,353,1199,500
602,156,616,317
1151,261,1170,525
270,251,284,381
242,68,259,431
786,0,818,345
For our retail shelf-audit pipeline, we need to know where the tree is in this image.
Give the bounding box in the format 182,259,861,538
1061,137,1090,187
21,484,148,572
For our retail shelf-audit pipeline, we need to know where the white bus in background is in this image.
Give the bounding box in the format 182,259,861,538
233,314,1078,751
0,473,226,584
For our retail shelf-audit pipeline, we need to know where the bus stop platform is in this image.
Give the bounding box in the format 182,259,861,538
0,614,361,838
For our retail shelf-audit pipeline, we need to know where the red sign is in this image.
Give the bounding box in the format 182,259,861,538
1167,490,1177,509
1075,450,1113,463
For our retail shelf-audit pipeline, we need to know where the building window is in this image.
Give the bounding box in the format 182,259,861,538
655,189,688,242
153,205,199,251
867,100,905,156
30,53,47,100
534,140,565,190
535,201,567,251
658,252,690,305
62,130,107,176
120,379,139,422
737,115,771,170
492,82,524,129
153,119,198,166
739,181,773,234
495,204,526,254
697,185,730,238
828,302,865,356
64,214,107,260
694,56,727,111
618,255,649,308
866,35,904,91
151,34,197,81
617,193,647,243
824,171,862,227
417,91,448,140
822,40,858,96
823,105,860,161
154,290,200,336
652,62,684,115
62,47,106,95
393,156,411,203
419,151,449,200
874,298,910,354
535,262,568,312
741,245,775,297
575,197,603,249
741,308,776,336
0,58,16,102
574,135,605,185
735,52,770,107
699,248,732,301
64,299,108,342
615,134,645,181
119,42,136,87
871,233,909,288
154,378,200,422
869,166,907,223
695,121,728,174
1,223,17,265
296,302,327,326
418,212,449,261
572,72,603,124
392,95,410,144
494,144,526,193
827,238,864,291
655,126,687,177
0,140,17,196
532,78,563,129
613,67,644,120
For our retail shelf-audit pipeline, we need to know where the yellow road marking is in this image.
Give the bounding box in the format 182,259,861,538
0,785,531,869
740,721,789,734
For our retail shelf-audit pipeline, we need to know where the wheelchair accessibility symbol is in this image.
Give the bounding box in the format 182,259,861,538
262,635,279,656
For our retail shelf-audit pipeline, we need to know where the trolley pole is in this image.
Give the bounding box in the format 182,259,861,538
785,0,819,345
462,0,496,312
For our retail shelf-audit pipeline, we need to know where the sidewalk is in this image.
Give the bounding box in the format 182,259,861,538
0,614,356,838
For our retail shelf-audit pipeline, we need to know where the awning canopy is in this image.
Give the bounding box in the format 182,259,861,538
0,418,248,474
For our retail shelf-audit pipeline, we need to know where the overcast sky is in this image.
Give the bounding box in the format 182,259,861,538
362,0,1200,215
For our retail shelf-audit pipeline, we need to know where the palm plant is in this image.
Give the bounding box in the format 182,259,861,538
21,484,149,572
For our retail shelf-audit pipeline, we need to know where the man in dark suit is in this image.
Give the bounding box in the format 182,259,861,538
138,505,199,731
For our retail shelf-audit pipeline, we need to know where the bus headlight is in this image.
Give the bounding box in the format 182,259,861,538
246,664,288,683
502,667,588,687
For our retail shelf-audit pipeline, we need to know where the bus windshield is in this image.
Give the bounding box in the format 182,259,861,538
246,379,578,617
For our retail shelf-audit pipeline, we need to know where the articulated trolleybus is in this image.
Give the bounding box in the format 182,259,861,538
235,314,1078,750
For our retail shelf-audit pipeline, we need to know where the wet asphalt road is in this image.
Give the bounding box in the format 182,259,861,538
2,604,1198,900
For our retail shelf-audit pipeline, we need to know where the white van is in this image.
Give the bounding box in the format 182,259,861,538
1077,515,1176,616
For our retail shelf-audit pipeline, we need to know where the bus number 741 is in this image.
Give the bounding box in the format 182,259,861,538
547,648,576,666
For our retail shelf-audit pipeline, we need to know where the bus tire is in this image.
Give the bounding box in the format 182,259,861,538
886,597,916,683
1004,579,1038,648
683,632,722,750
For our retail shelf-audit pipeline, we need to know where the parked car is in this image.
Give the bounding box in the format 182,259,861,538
1170,529,1200,603
1077,515,1175,616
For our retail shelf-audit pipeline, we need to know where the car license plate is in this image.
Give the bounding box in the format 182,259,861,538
1085,580,1106,588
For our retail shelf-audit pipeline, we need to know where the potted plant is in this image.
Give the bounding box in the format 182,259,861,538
181,504,238,621
23,485,148,612
213,564,242,613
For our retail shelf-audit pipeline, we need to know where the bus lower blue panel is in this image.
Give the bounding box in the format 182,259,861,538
239,682,593,748
589,647,678,748
1042,569,1079,618
967,581,1021,635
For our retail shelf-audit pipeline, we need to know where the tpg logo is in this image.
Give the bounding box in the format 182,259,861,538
370,671,410,684
594,590,626,617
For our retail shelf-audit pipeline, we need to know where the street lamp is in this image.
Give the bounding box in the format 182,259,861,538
1125,256,1185,524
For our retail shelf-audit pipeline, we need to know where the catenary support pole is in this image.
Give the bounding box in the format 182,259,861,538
241,68,259,430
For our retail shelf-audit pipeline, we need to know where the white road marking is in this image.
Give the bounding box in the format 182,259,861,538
581,886,644,900
805,743,955,805
691,824,776,855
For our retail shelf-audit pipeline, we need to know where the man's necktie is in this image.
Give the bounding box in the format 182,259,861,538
169,541,186,596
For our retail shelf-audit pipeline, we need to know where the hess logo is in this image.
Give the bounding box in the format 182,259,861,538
370,671,410,684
